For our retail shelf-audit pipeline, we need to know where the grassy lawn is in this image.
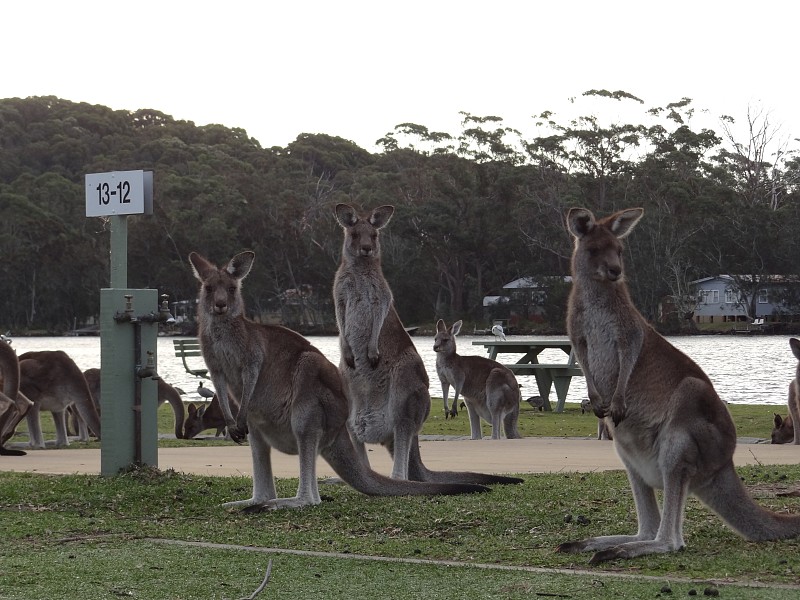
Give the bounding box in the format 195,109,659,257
2,402,799,598
8,399,783,448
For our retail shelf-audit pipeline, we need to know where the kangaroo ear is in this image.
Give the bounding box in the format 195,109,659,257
334,203,358,227
436,319,447,333
790,337,800,360
774,413,783,427
188,404,197,415
369,205,395,229
189,252,216,282
609,208,644,239
451,320,463,336
566,208,595,239
227,251,255,280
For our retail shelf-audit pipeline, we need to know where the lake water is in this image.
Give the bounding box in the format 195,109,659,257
8,333,798,408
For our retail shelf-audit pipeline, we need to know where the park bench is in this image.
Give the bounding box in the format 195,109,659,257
173,338,208,378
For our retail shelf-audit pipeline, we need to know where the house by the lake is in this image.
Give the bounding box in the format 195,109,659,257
483,276,572,323
690,275,800,324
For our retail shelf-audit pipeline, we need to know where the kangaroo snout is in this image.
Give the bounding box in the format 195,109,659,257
606,265,622,281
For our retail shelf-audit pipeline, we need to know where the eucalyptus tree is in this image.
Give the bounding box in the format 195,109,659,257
701,106,798,318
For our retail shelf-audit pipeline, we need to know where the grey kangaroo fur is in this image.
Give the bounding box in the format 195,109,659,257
771,338,800,444
82,368,187,439
189,250,489,510
433,319,522,440
333,203,522,486
19,350,101,448
0,340,33,455
557,206,800,564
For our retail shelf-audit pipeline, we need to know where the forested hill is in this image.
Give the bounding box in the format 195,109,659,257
1,95,798,334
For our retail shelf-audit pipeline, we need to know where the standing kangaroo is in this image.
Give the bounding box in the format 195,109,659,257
0,340,33,455
771,338,800,444
333,204,521,485
82,368,187,439
189,250,488,510
433,319,521,440
557,207,800,564
19,350,101,448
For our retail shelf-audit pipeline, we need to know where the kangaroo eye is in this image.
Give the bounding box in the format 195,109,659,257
205,285,214,293
228,286,237,295
588,248,598,257
352,232,360,241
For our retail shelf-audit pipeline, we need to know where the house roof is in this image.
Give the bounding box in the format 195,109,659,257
503,276,572,289
483,296,509,307
691,274,800,285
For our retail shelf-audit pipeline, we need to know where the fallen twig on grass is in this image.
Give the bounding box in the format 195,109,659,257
235,559,272,600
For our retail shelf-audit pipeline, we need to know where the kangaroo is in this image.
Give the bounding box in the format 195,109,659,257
0,340,33,455
771,338,800,444
19,350,101,448
189,250,489,510
184,393,241,439
333,203,522,486
580,398,612,440
82,368,187,439
557,206,800,564
433,319,521,440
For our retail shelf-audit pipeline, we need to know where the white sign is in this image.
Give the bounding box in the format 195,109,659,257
85,170,153,217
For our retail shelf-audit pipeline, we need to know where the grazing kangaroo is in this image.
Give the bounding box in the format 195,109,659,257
184,393,241,439
771,338,800,444
557,207,800,564
0,340,33,455
433,319,521,440
333,203,521,485
19,351,101,448
189,250,489,510
82,368,187,439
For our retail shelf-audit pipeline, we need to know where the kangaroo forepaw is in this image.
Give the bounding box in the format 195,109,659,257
610,403,626,426
449,407,458,418
368,353,380,368
228,424,248,444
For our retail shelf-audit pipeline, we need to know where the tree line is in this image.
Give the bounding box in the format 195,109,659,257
0,93,798,335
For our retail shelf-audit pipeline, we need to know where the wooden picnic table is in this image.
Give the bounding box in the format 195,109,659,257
472,339,584,413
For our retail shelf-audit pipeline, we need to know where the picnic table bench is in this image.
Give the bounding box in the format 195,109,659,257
173,338,208,378
472,339,583,413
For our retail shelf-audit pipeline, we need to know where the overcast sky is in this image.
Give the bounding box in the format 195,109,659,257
3,0,797,152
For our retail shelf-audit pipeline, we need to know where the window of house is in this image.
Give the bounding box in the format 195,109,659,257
724,289,735,303
758,289,768,304
701,290,719,304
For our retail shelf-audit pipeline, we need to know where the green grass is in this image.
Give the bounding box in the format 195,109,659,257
2,465,800,598
7,400,783,450
4,401,798,598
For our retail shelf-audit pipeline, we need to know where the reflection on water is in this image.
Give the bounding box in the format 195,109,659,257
8,333,798,406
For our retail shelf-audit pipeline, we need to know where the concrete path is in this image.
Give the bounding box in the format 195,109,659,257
2,437,798,478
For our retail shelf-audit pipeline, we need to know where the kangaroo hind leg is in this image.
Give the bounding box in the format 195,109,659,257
225,427,277,510
590,467,689,564
557,467,665,561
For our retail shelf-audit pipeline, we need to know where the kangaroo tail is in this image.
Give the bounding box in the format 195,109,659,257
406,435,523,485
321,430,489,496
694,463,800,541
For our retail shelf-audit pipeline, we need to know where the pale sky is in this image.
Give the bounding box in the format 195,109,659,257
3,0,798,153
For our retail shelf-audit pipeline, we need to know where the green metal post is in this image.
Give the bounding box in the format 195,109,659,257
109,215,128,289
100,288,159,475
